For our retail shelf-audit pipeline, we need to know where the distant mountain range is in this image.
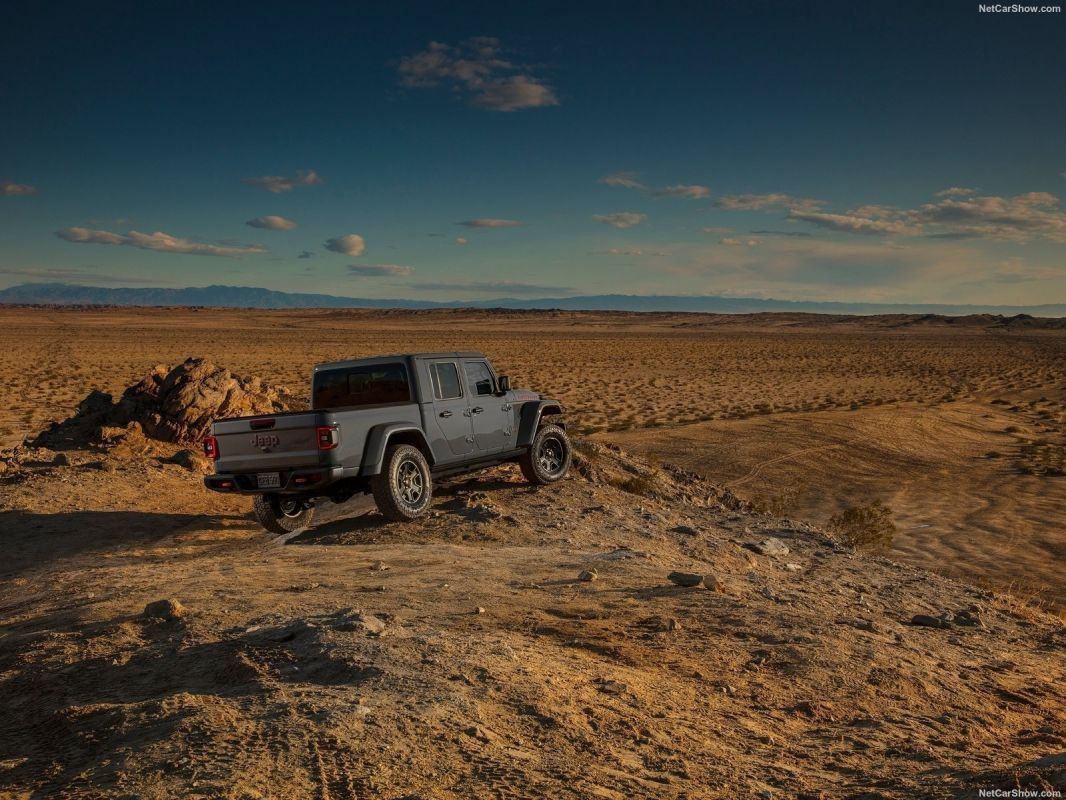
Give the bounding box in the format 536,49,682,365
2,282,1065,317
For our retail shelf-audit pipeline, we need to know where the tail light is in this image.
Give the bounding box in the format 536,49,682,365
316,426,338,450
203,435,220,460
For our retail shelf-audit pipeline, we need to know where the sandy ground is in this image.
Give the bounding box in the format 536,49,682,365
603,401,1066,606
1,437,1064,798
1,306,1063,608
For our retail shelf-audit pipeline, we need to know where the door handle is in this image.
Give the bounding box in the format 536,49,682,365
439,410,453,418
501,404,512,411
471,406,484,414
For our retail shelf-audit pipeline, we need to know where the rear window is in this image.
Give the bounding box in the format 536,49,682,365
312,362,411,409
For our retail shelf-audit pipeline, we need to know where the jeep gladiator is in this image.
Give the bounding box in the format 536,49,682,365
203,352,570,532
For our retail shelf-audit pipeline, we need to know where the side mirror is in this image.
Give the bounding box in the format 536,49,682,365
497,375,510,392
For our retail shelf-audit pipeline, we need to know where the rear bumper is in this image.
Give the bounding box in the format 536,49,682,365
204,466,344,495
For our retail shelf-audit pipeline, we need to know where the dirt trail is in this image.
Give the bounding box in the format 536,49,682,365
1,434,1063,798
724,444,844,489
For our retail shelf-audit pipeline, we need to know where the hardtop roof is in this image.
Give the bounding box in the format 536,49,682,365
313,352,487,371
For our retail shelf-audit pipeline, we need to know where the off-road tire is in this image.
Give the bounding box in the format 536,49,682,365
372,444,433,521
520,423,571,485
252,493,315,534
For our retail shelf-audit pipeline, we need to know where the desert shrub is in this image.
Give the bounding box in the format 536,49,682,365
827,501,895,550
978,580,1065,624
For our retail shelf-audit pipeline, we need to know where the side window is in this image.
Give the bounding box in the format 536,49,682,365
463,361,495,396
430,362,463,400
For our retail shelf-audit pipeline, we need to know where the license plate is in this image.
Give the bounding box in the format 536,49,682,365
256,472,281,489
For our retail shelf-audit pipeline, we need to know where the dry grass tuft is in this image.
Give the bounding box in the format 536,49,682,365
748,486,801,517
980,580,1066,625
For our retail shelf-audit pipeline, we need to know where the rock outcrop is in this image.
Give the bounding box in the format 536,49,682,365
29,358,301,450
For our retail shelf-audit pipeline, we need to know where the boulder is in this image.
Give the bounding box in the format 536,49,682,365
333,610,387,636
748,537,790,557
671,524,700,536
668,571,704,588
911,614,952,629
166,449,210,473
703,575,726,592
143,599,186,622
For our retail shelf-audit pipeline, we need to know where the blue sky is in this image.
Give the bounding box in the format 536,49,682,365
2,0,1065,303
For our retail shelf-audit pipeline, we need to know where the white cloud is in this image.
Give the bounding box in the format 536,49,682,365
324,234,366,256
56,227,267,257
469,74,558,112
848,205,899,219
243,170,323,193
347,264,414,277
935,187,978,197
455,236,468,245
458,218,522,228
788,209,920,236
715,193,824,212
720,237,758,247
246,215,298,231
0,266,169,284
700,226,732,235
715,187,1066,242
910,191,1066,242
599,171,645,189
1,181,37,196
749,229,812,237
603,248,666,256
653,184,710,199
592,212,646,229
397,38,558,112
600,174,709,199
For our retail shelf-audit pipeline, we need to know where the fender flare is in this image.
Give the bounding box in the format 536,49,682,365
516,400,565,447
360,423,433,476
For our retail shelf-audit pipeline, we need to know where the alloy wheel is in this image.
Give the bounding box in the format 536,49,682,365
537,436,563,475
398,459,424,505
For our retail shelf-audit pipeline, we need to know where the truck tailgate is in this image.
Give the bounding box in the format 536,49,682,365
212,411,329,473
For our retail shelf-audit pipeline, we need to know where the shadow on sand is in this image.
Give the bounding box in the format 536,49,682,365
284,472,530,547
0,510,247,576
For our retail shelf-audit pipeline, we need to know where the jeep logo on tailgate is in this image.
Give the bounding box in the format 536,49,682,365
251,433,281,450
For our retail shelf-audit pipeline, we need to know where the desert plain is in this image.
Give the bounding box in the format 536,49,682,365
1,306,1064,798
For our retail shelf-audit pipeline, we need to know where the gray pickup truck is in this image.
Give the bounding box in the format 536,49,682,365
203,351,570,532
